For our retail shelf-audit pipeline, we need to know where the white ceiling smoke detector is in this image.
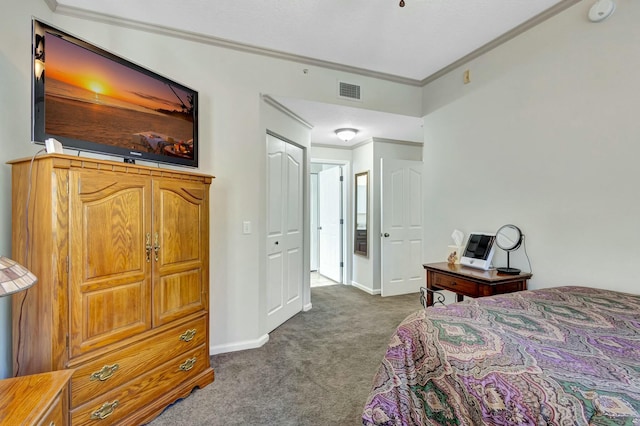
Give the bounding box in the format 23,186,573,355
588,0,615,22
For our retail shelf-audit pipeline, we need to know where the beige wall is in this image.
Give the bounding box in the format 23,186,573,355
0,0,422,376
352,142,375,291
0,0,54,380
3,0,637,379
351,139,422,293
421,1,640,293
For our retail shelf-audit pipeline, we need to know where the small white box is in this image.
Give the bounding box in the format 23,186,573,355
45,138,63,153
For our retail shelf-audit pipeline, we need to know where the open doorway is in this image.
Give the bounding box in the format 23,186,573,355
310,161,347,287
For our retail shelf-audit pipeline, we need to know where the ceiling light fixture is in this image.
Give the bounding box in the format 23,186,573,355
335,128,358,142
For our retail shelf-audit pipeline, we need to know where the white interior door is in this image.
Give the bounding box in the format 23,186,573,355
381,159,424,297
266,134,304,332
310,173,319,271
318,166,342,283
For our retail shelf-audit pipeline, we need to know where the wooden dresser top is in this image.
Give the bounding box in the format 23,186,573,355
0,370,73,424
424,262,532,283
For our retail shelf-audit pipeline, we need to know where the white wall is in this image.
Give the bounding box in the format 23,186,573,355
351,139,422,293
0,0,54,380
311,146,353,164
421,1,640,294
0,0,423,377
352,142,375,292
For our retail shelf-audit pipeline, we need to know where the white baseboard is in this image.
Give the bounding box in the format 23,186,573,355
303,302,312,312
381,281,423,297
351,281,380,295
210,333,269,355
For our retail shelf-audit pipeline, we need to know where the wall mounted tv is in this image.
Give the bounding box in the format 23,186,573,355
32,19,199,167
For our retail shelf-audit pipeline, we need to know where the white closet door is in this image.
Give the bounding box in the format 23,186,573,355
266,134,304,332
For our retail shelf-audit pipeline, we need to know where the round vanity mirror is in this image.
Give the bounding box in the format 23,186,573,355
495,224,523,275
496,225,522,251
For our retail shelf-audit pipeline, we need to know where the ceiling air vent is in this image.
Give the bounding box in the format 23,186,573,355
338,81,362,101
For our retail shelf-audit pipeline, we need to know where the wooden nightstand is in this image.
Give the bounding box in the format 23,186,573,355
423,262,532,307
0,370,74,425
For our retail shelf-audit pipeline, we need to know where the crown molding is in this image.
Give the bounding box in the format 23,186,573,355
310,143,354,151
262,95,313,130
312,137,422,151
43,0,57,12
420,0,581,85
49,3,423,87
371,137,423,147
46,0,579,87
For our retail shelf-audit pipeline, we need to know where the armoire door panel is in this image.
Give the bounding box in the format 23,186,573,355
80,281,149,352
154,269,204,325
156,189,201,265
69,172,152,357
152,180,208,327
154,181,206,265
80,190,146,279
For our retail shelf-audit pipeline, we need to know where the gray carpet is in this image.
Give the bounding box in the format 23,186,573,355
147,285,422,426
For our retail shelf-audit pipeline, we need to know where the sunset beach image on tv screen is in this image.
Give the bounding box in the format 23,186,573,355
44,34,196,161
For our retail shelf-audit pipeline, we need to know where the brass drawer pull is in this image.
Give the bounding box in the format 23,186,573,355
179,329,197,342
180,357,197,371
90,364,120,382
90,400,119,420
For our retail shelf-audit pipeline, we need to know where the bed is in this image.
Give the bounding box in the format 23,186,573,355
362,286,640,425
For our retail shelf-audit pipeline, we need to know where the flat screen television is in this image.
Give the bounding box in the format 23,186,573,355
32,19,199,167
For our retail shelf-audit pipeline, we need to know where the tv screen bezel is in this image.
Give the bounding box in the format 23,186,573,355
32,18,199,168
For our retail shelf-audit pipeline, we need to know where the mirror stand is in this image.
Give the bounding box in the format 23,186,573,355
495,224,523,275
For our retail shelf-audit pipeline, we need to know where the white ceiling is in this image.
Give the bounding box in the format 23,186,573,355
271,96,425,147
52,0,571,147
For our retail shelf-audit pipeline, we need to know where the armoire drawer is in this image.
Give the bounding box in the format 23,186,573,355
70,315,207,408
71,345,209,426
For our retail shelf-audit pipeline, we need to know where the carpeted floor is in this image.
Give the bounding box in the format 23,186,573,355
147,285,422,426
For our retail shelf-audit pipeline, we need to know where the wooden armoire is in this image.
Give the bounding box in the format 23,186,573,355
9,154,214,425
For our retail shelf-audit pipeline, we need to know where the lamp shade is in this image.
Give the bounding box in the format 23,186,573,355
335,128,358,142
0,256,37,297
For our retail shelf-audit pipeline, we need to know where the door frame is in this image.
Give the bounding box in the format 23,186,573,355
310,173,319,272
317,164,343,283
310,158,350,286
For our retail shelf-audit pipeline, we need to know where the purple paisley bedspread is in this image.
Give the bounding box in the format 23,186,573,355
363,286,640,425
